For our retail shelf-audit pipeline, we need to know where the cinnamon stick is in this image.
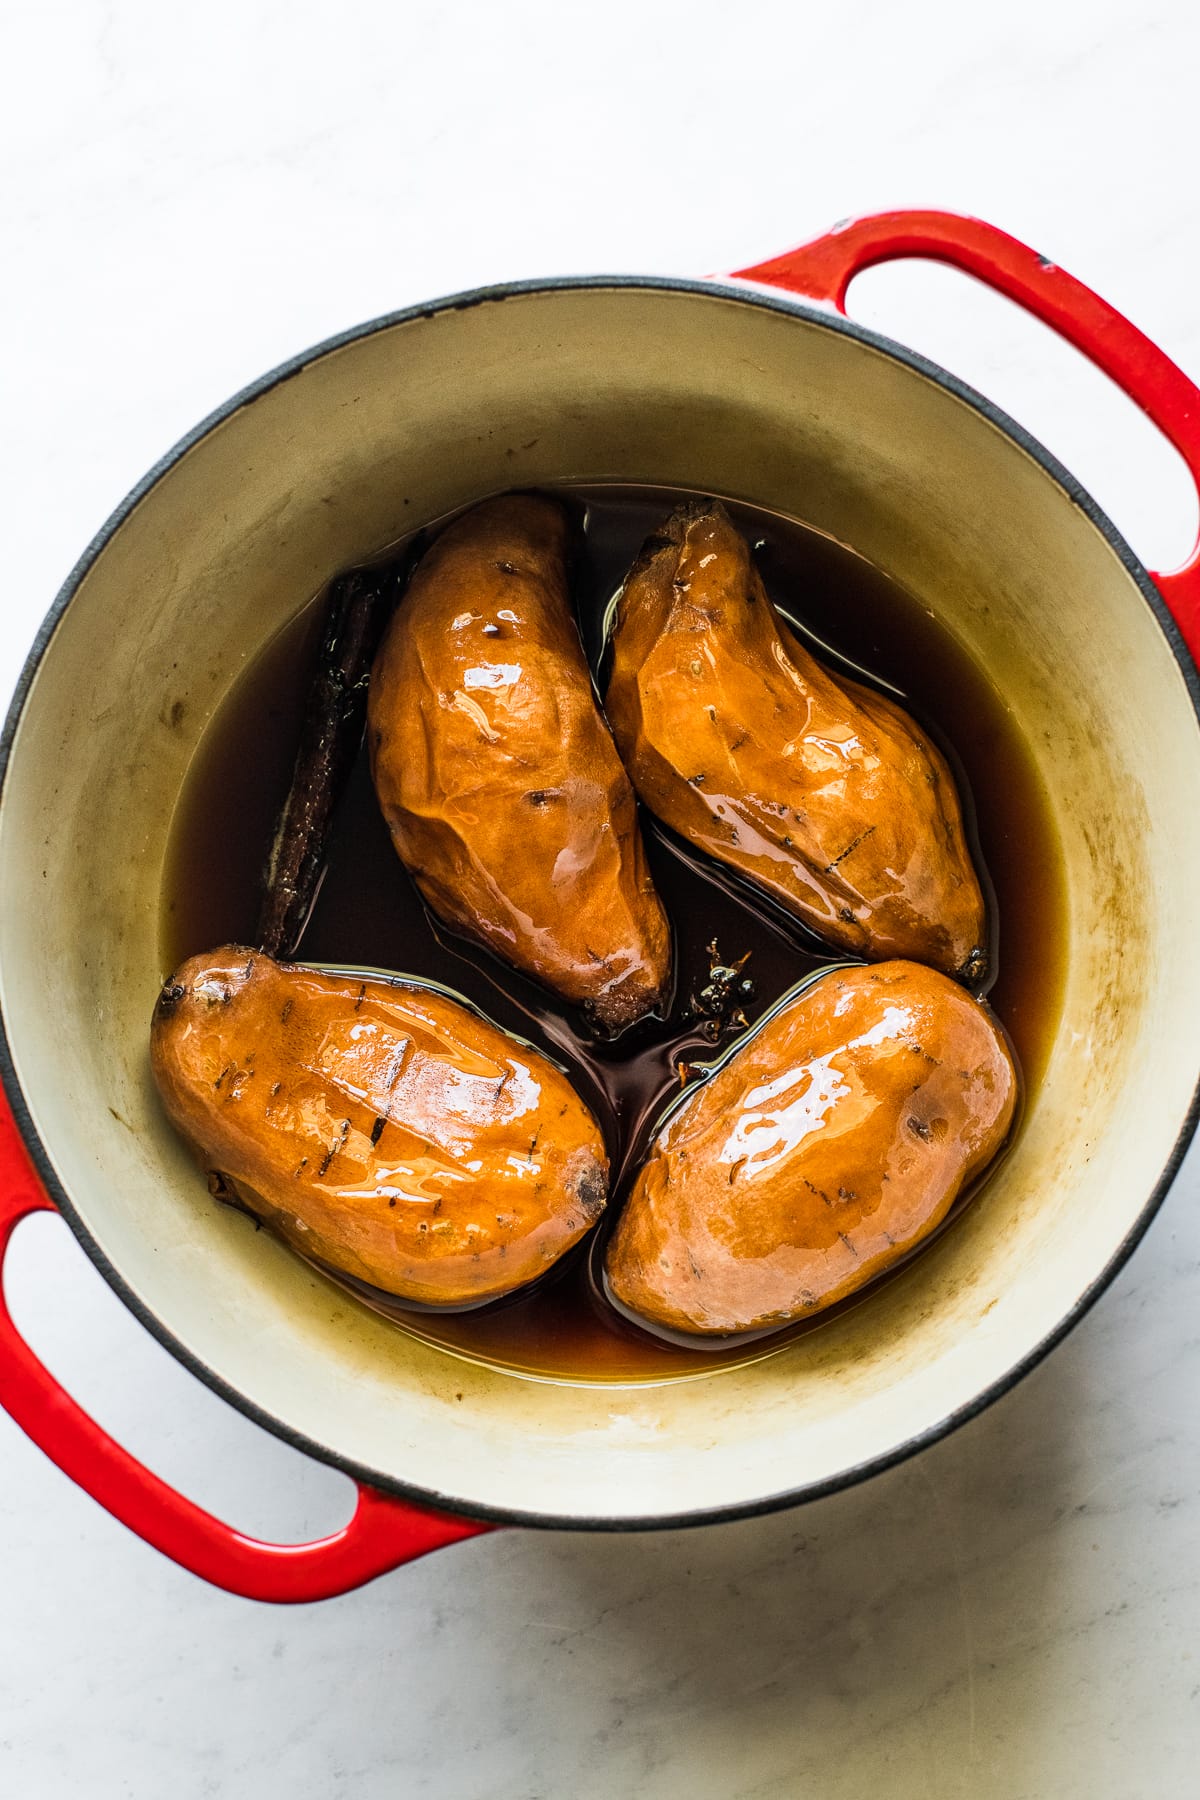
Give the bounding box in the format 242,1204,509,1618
256,559,403,958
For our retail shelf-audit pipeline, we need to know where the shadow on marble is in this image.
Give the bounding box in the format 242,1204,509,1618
467,1340,1082,1799
6,1163,1196,1800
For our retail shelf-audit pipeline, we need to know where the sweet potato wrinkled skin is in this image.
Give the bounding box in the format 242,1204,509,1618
605,961,1017,1335
151,949,608,1306
605,501,987,978
368,494,671,1031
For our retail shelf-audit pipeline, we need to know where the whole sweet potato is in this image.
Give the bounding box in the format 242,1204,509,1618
606,960,1017,1336
151,948,608,1307
368,494,671,1032
605,501,987,980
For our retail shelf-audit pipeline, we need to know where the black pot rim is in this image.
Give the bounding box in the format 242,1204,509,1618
3,270,1199,1537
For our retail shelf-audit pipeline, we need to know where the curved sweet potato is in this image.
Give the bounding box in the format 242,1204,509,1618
151,948,608,1307
605,960,1017,1336
368,494,671,1032
605,500,988,980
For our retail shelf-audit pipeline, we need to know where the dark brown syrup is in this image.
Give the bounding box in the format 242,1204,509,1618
161,484,1067,1382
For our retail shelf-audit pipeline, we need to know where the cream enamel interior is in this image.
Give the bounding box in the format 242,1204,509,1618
2,282,1198,1524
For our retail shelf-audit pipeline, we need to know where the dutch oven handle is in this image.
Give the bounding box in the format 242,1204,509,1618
0,1092,492,1602
731,210,1200,665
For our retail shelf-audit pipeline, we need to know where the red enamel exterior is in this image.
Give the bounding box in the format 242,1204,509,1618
733,209,1200,663
2,209,1199,1601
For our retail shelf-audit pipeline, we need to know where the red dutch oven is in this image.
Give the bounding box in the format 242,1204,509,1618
2,211,1199,1602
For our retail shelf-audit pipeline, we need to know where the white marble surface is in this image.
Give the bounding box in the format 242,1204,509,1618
2,3,1199,1794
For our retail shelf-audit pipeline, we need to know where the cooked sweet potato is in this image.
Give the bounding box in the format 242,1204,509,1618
605,500,988,980
605,960,1017,1336
368,494,671,1032
151,948,608,1307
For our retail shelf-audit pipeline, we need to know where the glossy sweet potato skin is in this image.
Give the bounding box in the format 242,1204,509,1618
151,949,608,1306
605,501,987,979
605,960,1017,1336
368,494,671,1032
